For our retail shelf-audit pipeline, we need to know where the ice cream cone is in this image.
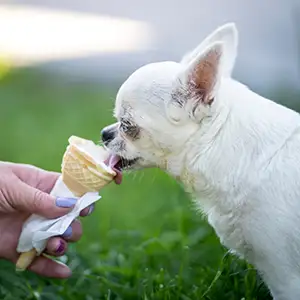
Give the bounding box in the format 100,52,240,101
16,135,116,271
61,136,116,196
15,248,38,271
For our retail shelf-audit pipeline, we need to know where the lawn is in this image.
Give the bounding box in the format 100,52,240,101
0,67,275,300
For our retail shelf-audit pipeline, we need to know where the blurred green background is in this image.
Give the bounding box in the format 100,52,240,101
2,66,297,300
0,1,299,299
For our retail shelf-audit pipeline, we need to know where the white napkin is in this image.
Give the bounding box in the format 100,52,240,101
17,176,101,255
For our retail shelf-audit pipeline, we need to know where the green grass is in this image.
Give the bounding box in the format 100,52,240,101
0,68,273,299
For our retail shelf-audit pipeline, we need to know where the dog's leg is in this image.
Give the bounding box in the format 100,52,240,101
267,277,300,300
257,261,300,300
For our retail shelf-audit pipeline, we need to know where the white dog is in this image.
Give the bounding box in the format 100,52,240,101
102,23,300,300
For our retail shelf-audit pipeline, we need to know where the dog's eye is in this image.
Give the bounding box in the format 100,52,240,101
120,122,129,132
120,120,139,139
120,120,130,131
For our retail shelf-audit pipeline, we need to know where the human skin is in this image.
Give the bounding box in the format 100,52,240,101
0,162,94,278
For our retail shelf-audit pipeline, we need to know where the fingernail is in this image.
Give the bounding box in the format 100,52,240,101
56,197,77,208
62,226,72,238
87,204,95,216
56,241,65,254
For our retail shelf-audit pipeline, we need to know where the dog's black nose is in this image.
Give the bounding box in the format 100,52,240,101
101,128,115,144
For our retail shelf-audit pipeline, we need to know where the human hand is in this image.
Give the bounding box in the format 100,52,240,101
0,162,94,278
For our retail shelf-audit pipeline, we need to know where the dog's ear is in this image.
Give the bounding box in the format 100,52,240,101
180,23,238,78
167,42,224,124
167,42,224,123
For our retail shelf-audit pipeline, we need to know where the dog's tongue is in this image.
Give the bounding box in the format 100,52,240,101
105,154,122,184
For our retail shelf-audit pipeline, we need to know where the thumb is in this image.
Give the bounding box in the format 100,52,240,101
12,180,77,219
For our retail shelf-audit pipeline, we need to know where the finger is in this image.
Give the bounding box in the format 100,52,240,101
9,163,60,193
45,237,68,257
28,255,72,278
62,219,82,242
9,180,77,219
36,170,60,194
79,203,95,217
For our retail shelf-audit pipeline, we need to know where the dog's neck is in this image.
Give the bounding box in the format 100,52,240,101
163,108,230,198
161,78,234,192
161,78,300,213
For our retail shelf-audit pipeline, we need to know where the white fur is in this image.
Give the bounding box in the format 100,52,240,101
103,23,300,299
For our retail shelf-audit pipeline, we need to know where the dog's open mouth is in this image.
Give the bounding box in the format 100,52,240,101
105,154,138,185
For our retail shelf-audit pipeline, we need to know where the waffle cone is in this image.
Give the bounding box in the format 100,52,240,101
61,137,116,196
16,248,37,271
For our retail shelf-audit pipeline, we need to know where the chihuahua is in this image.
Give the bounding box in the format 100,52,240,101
102,23,300,300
